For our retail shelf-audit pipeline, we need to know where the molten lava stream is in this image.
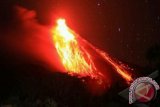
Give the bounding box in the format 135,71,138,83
78,37,133,83
51,18,133,94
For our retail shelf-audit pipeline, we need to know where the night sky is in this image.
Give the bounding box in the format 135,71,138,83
51,0,160,67
1,0,160,66
0,0,160,106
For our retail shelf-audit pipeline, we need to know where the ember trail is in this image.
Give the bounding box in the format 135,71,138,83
51,18,133,85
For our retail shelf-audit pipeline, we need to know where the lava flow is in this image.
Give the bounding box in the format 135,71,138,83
51,19,104,79
51,18,133,86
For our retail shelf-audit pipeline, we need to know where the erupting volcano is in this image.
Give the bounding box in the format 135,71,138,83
51,18,133,88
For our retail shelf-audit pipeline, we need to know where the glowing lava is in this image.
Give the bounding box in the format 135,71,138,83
51,18,133,84
51,19,104,79
80,38,133,82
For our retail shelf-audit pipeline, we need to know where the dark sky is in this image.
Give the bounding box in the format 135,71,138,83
51,0,160,67
0,0,160,67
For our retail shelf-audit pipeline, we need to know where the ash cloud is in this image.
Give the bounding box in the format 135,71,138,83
0,4,63,72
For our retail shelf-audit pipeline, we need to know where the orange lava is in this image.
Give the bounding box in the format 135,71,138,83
51,19,104,80
80,38,133,82
51,18,133,84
